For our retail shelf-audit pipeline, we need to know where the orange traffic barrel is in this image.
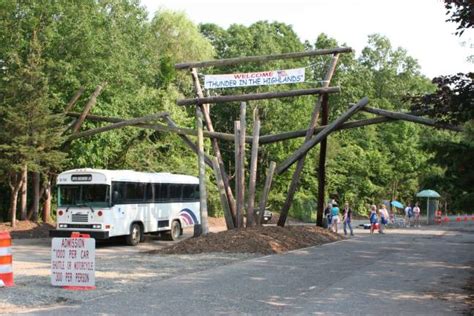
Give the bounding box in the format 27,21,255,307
0,231,14,287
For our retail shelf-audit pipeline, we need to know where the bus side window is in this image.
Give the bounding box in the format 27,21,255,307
182,185,193,201
192,184,200,200
126,182,146,202
169,184,182,202
145,183,153,202
154,183,168,202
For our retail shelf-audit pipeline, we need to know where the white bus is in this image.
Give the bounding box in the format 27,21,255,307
49,169,200,245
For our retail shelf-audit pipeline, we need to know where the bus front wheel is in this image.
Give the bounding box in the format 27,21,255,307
168,220,182,241
126,223,142,246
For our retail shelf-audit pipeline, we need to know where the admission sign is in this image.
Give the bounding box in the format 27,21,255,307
204,68,305,89
51,237,95,287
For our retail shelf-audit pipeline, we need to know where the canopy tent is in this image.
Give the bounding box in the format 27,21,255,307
416,189,441,224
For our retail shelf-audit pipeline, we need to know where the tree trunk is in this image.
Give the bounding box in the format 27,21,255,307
8,173,23,228
20,166,27,220
31,172,40,221
42,178,52,223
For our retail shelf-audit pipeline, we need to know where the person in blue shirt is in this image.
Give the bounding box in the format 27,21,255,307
331,202,340,233
369,204,378,234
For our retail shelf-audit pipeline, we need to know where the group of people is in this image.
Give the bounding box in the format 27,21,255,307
404,203,421,227
368,204,390,234
324,200,422,236
324,201,354,236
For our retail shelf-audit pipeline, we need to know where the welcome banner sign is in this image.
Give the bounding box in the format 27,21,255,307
204,68,305,89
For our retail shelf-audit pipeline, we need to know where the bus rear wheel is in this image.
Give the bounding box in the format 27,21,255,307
126,223,142,246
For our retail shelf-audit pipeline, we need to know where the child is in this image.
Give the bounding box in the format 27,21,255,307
369,205,378,234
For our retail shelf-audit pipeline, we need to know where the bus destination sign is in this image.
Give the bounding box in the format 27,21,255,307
71,174,92,182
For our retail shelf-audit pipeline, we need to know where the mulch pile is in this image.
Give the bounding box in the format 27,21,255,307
0,221,54,239
1,219,344,255
150,225,344,255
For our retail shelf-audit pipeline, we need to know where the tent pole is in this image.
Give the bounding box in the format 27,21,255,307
426,197,429,225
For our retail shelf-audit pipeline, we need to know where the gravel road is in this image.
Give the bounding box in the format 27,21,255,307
2,230,257,314
2,222,473,315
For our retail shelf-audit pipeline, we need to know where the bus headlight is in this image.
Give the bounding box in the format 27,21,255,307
92,224,102,229
59,224,67,228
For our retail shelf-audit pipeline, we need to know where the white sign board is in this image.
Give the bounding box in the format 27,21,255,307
204,68,305,89
51,238,95,287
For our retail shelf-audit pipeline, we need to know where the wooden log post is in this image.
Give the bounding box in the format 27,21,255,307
191,68,237,226
195,106,209,236
316,94,329,227
247,117,260,227
175,47,353,70
238,103,246,227
234,121,242,228
211,157,234,230
361,107,463,132
277,54,340,227
163,116,214,168
276,97,370,175
67,112,238,142
258,161,276,226
70,83,106,134
259,116,397,144
64,86,85,113
67,113,169,141
177,87,340,106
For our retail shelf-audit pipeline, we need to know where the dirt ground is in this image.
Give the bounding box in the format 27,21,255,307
1,218,342,255
0,220,55,239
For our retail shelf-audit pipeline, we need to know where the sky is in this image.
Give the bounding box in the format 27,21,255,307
141,0,473,78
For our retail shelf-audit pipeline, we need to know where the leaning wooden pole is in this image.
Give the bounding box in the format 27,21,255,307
316,94,329,227
191,68,237,226
163,116,214,168
196,106,209,236
258,161,276,226
67,113,169,141
361,107,463,132
64,86,85,113
246,116,260,227
211,157,234,230
277,54,340,227
277,97,370,175
70,83,106,134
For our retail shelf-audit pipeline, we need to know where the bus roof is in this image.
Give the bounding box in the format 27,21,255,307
58,168,199,184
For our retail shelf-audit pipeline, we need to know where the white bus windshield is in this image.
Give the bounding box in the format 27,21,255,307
58,184,110,207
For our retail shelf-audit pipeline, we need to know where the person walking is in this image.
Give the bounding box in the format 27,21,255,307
342,202,354,236
331,202,340,233
413,203,421,227
324,203,332,230
379,204,389,234
404,203,412,227
369,205,378,234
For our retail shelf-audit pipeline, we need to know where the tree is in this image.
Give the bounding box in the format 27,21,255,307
0,7,67,226
407,0,473,212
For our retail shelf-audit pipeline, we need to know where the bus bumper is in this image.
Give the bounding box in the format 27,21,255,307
49,229,110,239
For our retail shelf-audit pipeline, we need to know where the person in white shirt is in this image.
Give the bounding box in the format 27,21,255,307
413,203,421,227
378,204,389,234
